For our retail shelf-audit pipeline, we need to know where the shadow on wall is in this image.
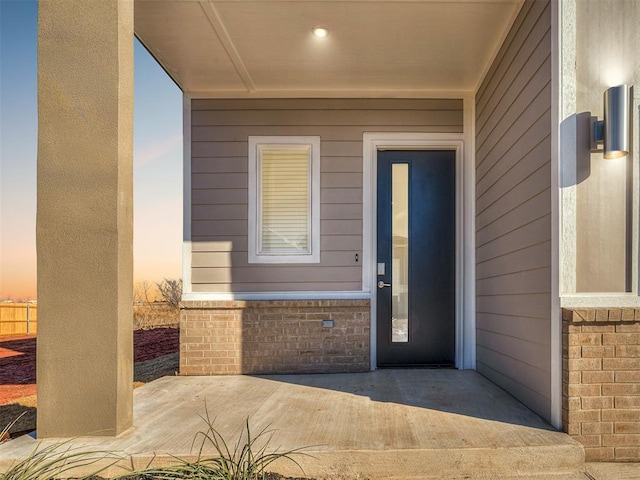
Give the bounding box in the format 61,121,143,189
562,109,636,187
576,112,592,185
559,112,592,187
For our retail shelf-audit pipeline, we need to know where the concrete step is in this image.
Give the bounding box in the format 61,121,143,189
0,371,586,479
268,445,585,479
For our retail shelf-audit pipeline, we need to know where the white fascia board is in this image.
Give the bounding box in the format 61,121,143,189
182,94,193,296
182,291,371,301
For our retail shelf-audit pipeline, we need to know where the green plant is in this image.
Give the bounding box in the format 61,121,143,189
0,440,121,480
119,412,308,480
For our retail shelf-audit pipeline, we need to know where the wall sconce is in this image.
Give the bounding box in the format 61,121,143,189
590,85,630,159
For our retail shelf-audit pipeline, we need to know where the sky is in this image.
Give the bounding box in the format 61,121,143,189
0,0,183,300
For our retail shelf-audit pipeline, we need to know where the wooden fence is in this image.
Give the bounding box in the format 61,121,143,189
0,303,38,336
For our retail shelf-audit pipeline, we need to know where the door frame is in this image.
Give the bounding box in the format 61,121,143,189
363,132,475,370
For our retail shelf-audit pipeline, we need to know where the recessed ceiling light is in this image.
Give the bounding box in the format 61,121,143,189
312,26,329,38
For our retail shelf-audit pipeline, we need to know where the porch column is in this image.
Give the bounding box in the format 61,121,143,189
37,0,134,437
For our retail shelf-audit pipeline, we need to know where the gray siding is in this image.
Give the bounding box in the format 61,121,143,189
475,0,552,420
191,98,463,293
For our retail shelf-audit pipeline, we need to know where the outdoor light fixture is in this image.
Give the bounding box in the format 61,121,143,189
590,84,630,159
312,26,329,38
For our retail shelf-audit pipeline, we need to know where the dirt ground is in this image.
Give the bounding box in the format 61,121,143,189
0,328,179,437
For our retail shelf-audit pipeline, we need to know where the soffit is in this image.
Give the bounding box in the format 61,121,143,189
134,0,523,97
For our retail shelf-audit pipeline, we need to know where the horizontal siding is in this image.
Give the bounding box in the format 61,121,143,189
476,354,551,419
321,157,363,173
477,242,551,283
476,93,551,185
322,173,362,188
475,0,552,421
476,50,552,151
477,328,550,371
192,251,359,269
192,110,463,127
190,98,463,293
191,266,362,284
476,2,552,130
192,125,457,142
476,1,544,111
476,267,551,296
190,235,364,253
192,157,248,173
193,188,246,205
476,189,551,247
321,204,362,220
476,136,551,215
191,204,364,222
192,219,364,237
476,293,551,319
477,311,551,346
476,166,551,232
477,345,550,392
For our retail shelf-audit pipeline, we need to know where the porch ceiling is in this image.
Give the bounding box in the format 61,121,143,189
134,0,522,97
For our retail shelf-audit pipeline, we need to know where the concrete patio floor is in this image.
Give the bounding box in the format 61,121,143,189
0,370,588,479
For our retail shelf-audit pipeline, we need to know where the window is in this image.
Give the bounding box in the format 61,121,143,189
248,136,320,263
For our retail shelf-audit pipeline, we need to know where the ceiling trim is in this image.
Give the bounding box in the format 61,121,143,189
474,0,525,93
185,89,473,99
212,0,519,3
199,0,257,92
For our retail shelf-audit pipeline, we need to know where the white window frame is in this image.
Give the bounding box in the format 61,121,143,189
248,136,320,264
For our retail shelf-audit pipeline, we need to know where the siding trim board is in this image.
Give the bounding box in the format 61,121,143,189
183,94,193,296
182,291,370,301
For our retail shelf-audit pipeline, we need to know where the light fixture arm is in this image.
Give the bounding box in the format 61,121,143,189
589,116,604,151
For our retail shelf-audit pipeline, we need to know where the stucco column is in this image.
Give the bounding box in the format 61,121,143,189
37,0,133,437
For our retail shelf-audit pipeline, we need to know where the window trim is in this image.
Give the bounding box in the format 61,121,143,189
248,136,320,264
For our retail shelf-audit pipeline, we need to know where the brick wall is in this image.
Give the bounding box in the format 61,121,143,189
180,300,370,375
562,308,640,461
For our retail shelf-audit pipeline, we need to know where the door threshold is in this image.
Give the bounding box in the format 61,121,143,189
377,364,456,369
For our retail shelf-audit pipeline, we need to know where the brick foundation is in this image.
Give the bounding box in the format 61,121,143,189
562,308,640,461
180,300,370,375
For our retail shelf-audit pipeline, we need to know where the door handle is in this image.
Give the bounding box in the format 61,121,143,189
377,281,391,289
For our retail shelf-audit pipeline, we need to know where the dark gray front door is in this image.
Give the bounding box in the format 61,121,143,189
376,150,456,367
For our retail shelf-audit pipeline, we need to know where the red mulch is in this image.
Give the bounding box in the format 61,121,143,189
0,328,179,405
133,328,179,363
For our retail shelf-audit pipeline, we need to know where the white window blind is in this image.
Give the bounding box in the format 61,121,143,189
260,147,310,253
248,137,320,263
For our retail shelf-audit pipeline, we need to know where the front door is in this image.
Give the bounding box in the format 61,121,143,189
376,150,456,367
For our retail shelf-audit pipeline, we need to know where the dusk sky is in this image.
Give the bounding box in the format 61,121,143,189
0,0,183,300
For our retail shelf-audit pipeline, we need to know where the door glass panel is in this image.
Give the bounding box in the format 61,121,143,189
392,163,409,342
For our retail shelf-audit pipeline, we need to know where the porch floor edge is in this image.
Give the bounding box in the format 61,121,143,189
0,370,585,479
